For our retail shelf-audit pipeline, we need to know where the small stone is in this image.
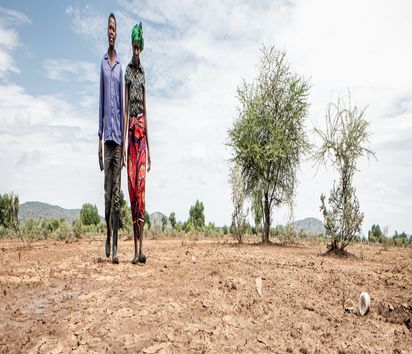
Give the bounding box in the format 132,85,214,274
191,255,196,263
389,303,394,311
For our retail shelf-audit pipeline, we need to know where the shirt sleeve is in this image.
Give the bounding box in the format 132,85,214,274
125,65,130,86
98,60,104,138
141,67,145,91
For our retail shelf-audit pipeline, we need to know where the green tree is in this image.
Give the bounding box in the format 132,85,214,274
229,162,248,243
144,210,151,230
0,193,19,229
315,94,375,252
228,45,310,244
169,212,176,229
368,224,383,243
189,200,205,230
80,203,100,226
161,214,168,232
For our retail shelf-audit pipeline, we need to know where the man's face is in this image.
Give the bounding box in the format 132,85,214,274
108,17,116,48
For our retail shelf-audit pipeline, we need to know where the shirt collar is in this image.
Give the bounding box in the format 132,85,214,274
104,49,120,65
128,60,143,72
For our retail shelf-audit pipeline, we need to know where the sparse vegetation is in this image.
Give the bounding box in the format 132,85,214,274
228,45,310,244
315,94,375,253
80,203,100,226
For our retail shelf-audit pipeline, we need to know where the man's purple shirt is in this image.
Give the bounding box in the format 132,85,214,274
98,51,124,145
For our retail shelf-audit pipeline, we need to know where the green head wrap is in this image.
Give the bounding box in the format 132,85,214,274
131,22,144,51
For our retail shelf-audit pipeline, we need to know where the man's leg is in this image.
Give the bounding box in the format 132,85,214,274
104,142,114,258
111,144,122,264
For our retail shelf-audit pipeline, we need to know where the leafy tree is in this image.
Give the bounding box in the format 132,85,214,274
368,224,383,243
0,193,19,229
80,203,100,226
169,212,176,229
161,215,168,232
189,200,205,230
229,162,248,243
393,231,408,245
228,45,310,243
315,94,375,252
251,191,263,237
144,210,151,230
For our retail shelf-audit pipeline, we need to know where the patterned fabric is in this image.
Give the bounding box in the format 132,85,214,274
127,114,146,223
125,62,145,117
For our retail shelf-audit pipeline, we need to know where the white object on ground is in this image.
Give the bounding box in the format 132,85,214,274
358,292,370,316
256,277,262,296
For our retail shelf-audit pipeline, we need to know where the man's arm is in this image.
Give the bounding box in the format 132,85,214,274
98,60,104,171
98,60,104,140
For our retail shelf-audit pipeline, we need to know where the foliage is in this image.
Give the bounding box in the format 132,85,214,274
229,162,248,243
72,219,82,238
80,203,100,226
144,210,151,229
161,215,168,232
189,200,205,230
228,45,310,243
392,231,409,245
0,193,19,230
169,212,176,229
315,94,375,251
368,224,383,243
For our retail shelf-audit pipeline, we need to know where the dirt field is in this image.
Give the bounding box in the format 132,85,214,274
0,236,411,353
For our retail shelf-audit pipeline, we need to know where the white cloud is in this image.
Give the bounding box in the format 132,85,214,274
43,59,98,83
0,7,30,78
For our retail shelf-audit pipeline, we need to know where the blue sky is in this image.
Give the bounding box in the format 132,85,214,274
0,0,411,234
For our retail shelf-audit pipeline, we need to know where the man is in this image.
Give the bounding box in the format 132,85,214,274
98,13,124,264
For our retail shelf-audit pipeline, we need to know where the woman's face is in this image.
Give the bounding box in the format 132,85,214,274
132,41,140,65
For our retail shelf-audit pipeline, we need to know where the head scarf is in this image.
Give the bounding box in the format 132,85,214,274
131,22,144,51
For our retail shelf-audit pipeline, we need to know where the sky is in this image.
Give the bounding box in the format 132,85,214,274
0,0,411,234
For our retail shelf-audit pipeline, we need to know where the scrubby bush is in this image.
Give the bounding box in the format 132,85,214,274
80,203,100,226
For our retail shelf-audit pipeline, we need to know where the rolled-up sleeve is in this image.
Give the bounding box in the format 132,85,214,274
98,60,104,138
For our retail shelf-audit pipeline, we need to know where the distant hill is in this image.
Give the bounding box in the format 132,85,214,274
19,202,81,224
293,217,325,235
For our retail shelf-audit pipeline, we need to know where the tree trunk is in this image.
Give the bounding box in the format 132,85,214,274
263,191,270,244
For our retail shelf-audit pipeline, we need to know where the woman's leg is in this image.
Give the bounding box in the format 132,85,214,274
138,220,146,263
132,221,139,264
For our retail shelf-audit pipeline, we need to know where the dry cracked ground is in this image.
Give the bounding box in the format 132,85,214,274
0,236,411,353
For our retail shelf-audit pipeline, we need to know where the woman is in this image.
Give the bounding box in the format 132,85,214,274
123,22,151,264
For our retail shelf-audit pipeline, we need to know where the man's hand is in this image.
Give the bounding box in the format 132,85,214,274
121,145,126,168
98,137,104,171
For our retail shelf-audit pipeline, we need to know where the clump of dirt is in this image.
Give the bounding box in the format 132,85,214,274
377,300,412,330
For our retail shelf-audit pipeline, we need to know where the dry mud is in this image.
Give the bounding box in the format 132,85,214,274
0,237,411,353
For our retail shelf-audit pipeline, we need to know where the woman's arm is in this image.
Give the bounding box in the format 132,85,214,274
144,88,151,172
